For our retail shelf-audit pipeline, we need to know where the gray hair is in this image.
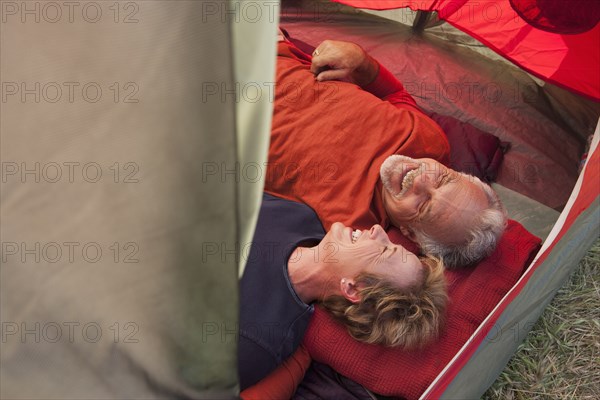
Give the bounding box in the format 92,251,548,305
413,175,507,268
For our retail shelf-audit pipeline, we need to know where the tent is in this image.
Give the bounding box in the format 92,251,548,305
1,0,598,399
276,1,599,398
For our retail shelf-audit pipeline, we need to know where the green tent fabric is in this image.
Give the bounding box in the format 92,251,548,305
1,1,277,397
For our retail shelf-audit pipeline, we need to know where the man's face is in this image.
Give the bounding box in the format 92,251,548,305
380,155,489,246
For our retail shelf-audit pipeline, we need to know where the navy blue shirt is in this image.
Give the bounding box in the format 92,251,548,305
238,194,325,389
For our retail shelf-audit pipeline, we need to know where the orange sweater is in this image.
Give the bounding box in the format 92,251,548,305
265,41,450,230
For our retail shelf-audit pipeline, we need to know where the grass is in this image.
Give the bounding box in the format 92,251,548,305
483,239,600,400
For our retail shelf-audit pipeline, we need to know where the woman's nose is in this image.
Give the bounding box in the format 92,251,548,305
332,222,345,230
369,225,386,240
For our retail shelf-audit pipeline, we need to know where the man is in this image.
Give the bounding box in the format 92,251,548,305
238,193,447,390
265,34,506,267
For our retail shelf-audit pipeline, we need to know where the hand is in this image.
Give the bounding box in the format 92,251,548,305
310,40,379,87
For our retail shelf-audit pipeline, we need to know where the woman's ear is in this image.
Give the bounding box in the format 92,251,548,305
340,278,361,303
400,225,416,241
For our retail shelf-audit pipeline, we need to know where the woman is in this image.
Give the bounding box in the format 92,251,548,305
238,193,447,390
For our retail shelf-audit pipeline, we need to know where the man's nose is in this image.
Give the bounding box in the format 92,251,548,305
413,171,436,192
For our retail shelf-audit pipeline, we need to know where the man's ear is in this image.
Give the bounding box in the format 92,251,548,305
400,225,417,241
340,278,361,304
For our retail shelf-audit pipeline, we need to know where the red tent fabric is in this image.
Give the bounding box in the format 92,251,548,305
333,0,600,101
509,0,600,34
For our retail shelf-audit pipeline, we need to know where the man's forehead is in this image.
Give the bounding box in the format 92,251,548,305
427,177,485,220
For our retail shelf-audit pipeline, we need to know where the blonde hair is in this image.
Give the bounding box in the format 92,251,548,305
321,256,447,348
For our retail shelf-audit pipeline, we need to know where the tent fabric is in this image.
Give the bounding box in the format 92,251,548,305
231,4,280,276
509,0,600,34
333,0,600,101
0,1,277,397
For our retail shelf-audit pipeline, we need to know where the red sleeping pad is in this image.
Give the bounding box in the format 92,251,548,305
303,220,541,399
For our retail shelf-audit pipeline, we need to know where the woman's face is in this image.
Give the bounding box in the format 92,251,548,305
318,222,422,289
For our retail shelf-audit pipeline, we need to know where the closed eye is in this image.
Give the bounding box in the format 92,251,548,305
380,245,398,259
436,173,451,188
417,196,432,220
